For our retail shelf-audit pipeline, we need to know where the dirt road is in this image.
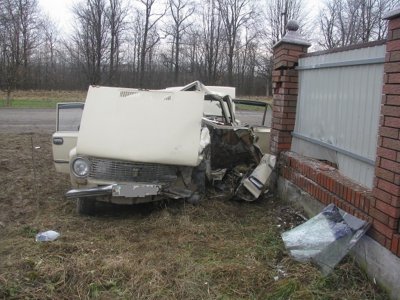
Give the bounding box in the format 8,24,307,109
0,108,56,133
0,108,271,133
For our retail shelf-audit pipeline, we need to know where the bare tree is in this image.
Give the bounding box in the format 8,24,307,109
319,0,340,48
0,0,19,105
38,18,59,89
5,0,376,95
373,0,400,40
19,0,40,87
126,10,144,86
265,0,305,46
167,0,194,83
263,0,305,95
71,0,109,85
201,0,223,83
106,0,128,84
0,0,40,105
319,0,400,49
187,30,202,78
137,0,165,87
235,25,258,94
337,0,361,46
217,0,255,85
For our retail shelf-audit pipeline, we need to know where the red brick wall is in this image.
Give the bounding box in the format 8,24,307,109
281,152,373,221
270,43,308,155
273,15,400,257
280,152,400,256
372,14,400,256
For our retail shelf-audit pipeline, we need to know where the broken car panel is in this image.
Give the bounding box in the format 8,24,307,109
282,204,371,275
52,81,275,214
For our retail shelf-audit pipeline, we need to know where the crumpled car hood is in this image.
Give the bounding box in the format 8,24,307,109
76,86,205,167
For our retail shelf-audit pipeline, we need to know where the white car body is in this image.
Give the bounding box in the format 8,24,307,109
52,81,273,214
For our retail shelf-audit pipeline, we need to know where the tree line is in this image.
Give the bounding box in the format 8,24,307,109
0,0,398,105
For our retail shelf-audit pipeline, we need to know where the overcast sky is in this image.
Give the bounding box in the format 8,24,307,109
38,0,324,34
39,0,76,33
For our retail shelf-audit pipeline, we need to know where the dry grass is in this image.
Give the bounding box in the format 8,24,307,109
236,96,272,103
0,133,389,299
0,90,87,108
0,90,271,109
0,90,86,102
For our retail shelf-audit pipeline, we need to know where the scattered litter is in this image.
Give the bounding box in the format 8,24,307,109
281,204,370,275
295,212,308,221
34,146,41,150
276,264,287,277
204,282,210,294
273,265,287,281
35,230,60,242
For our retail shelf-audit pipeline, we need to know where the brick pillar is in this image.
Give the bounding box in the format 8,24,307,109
270,21,310,155
372,7,400,256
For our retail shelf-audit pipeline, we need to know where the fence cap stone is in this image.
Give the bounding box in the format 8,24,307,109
273,20,311,49
383,6,400,20
286,20,299,31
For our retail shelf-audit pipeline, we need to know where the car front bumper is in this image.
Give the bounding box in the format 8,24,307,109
65,183,162,199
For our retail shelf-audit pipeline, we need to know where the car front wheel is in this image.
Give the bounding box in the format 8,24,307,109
77,197,96,215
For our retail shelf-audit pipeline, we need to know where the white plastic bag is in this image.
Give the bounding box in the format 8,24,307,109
35,230,60,242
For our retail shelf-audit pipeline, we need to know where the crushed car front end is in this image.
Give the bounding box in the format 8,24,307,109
52,81,275,215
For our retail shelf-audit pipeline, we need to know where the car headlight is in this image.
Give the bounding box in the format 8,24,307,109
72,157,90,177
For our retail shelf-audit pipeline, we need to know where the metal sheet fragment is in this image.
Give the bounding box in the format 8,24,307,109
282,204,371,275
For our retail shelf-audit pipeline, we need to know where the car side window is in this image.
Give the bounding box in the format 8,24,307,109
57,103,85,131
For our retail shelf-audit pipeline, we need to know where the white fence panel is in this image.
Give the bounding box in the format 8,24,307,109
291,43,386,188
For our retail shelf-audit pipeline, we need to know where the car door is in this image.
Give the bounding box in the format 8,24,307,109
233,99,272,154
52,103,84,173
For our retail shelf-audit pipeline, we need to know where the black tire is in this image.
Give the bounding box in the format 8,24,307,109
76,197,96,215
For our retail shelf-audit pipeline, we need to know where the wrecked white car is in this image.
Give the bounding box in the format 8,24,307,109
52,81,275,214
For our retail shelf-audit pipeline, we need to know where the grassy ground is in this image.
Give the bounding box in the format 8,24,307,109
0,90,86,108
235,96,272,112
0,133,389,299
235,104,269,112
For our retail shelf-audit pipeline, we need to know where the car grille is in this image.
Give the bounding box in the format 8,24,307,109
88,157,178,183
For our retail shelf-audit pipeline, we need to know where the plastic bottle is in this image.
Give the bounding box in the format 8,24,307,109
35,230,60,242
